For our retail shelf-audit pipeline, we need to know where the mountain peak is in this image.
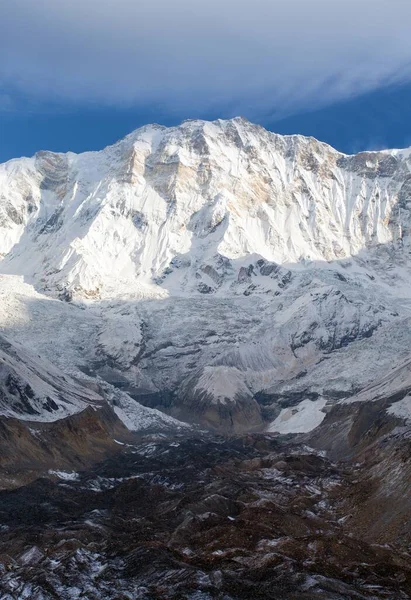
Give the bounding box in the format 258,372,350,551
0,117,410,301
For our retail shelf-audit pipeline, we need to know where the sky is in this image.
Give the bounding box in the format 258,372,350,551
1,0,411,162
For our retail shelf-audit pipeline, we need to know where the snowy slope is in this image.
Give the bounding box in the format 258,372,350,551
1,117,411,299
1,118,411,431
0,333,99,421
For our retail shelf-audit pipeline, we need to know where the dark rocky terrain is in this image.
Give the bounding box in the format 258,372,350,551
0,400,410,600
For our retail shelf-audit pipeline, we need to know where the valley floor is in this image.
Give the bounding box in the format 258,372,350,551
0,431,410,600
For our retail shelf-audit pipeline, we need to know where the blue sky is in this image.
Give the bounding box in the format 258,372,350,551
2,0,411,162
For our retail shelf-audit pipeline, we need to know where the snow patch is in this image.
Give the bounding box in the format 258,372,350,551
387,395,411,421
193,366,251,404
268,398,327,434
48,470,80,481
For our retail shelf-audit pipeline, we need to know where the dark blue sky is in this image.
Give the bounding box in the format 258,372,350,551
271,82,411,154
2,82,411,163
2,1,411,162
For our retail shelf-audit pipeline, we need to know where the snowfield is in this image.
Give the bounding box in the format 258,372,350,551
267,398,328,434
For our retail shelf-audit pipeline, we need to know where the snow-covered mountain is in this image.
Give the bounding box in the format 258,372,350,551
1,117,411,433
2,116,411,298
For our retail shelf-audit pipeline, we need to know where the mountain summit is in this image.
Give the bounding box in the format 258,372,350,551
1,117,410,300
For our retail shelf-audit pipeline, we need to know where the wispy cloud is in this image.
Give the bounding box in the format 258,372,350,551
2,0,411,118
0,93,13,112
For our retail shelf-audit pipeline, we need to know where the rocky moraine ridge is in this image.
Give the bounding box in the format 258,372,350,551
0,118,411,597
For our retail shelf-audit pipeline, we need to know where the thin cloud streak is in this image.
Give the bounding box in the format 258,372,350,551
1,0,411,118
